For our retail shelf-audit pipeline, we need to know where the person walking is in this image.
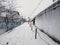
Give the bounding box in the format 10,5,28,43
28,17,33,30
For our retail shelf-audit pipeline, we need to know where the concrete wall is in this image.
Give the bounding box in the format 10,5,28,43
35,5,60,41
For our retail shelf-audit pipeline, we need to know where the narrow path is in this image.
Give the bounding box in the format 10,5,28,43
0,22,59,45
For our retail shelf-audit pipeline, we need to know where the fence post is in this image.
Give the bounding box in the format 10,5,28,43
35,28,37,39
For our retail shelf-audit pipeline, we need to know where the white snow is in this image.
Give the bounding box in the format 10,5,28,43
0,22,59,45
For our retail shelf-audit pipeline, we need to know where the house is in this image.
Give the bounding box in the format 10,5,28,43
33,0,60,44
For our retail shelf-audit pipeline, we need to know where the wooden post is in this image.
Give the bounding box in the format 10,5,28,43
35,28,37,39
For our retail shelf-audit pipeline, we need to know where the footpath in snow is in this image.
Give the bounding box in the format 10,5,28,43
0,22,59,45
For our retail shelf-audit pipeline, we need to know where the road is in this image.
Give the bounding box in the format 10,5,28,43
0,22,59,45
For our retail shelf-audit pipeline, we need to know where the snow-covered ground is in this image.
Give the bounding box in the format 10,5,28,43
0,22,59,45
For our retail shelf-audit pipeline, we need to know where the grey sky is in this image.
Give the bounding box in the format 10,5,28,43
14,0,57,19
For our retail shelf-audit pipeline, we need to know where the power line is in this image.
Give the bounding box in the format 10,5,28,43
30,0,43,17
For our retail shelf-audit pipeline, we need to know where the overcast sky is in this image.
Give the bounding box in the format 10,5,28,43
14,0,56,19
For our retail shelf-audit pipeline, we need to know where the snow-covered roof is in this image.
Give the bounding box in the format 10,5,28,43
35,0,60,18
